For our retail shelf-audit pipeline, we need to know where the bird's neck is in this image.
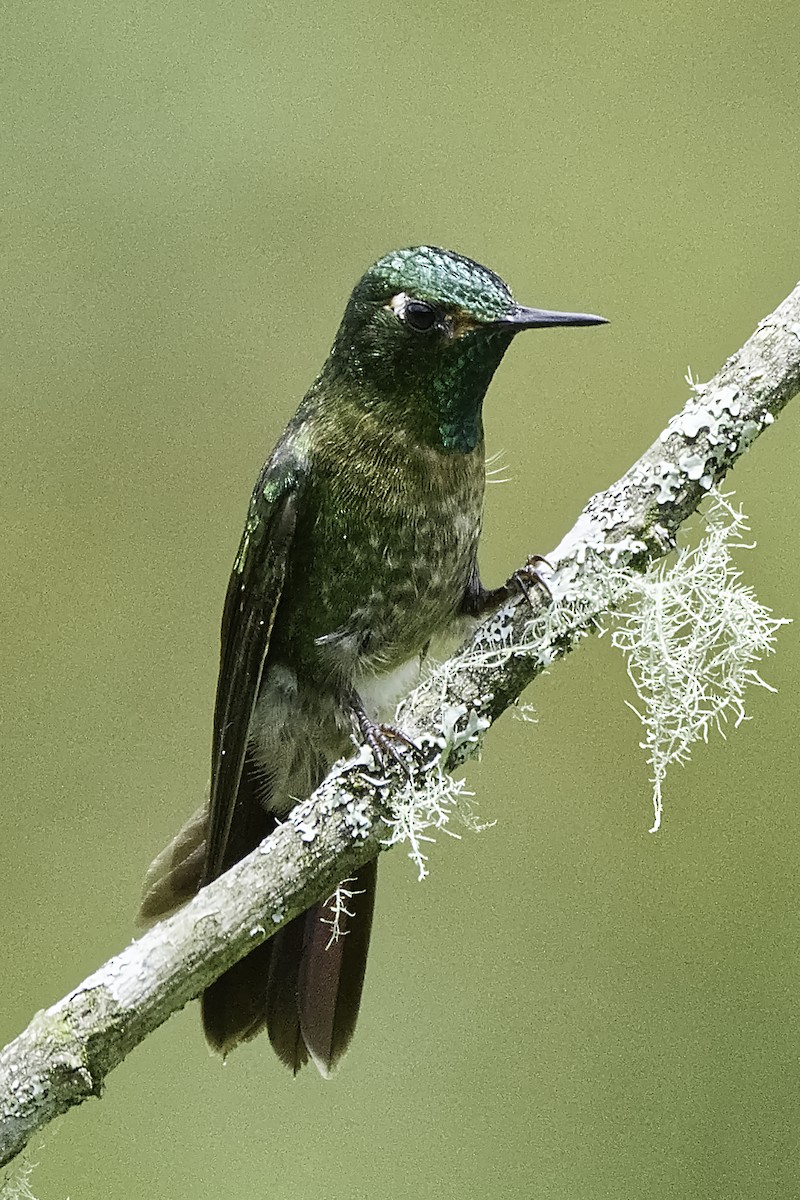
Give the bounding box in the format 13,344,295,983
316,336,512,455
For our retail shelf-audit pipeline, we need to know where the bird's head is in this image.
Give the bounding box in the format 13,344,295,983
325,245,606,453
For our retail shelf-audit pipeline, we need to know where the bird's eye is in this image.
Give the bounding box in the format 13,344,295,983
404,299,437,332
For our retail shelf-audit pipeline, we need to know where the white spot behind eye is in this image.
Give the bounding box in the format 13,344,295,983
387,292,410,319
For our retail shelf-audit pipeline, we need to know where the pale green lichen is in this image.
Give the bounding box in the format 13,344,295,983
1,1156,39,1200
382,764,494,881
320,878,362,947
609,491,789,830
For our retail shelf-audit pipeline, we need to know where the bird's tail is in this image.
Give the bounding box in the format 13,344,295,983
137,798,376,1075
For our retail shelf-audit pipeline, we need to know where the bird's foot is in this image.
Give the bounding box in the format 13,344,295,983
462,555,554,618
347,691,420,777
508,554,553,608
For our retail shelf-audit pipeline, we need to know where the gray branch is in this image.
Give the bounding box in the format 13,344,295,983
2,283,799,1170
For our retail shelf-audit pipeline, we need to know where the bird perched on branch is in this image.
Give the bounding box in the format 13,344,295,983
139,245,606,1075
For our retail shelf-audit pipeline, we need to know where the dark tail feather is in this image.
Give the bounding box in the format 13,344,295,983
250,859,378,1075
201,941,274,1055
265,915,310,1073
197,760,279,1055
298,858,377,1077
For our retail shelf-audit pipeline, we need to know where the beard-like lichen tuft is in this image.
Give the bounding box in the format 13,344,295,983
609,489,789,830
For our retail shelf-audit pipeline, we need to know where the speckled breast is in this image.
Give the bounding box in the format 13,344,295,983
283,431,486,684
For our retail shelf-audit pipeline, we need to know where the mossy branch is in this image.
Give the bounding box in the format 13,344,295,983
2,282,799,1170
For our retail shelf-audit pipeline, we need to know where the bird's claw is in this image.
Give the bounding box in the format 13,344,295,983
362,720,420,777
509,554,553,608
348,691,420,777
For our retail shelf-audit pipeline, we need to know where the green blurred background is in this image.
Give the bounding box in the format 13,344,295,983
3,1,799,1196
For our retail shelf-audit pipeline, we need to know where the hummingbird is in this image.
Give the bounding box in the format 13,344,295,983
139,245,606,1076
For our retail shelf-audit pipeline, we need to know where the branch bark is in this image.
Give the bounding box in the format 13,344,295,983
2,283,799,1169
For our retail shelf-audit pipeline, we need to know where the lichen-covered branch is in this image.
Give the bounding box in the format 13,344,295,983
1,282,799,1170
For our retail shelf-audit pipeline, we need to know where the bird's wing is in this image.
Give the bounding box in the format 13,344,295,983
203,455,302,884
